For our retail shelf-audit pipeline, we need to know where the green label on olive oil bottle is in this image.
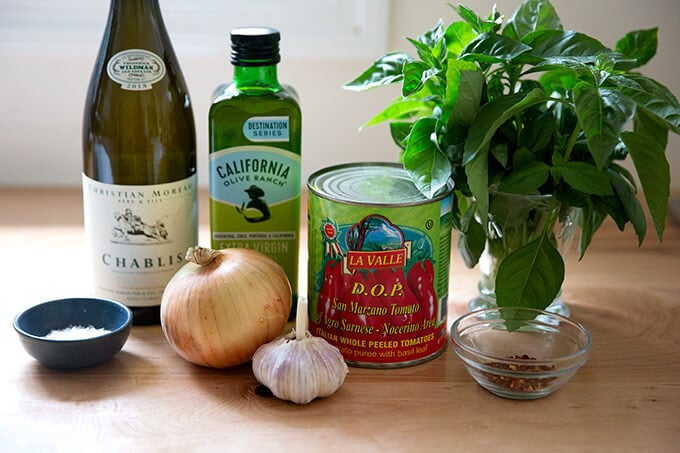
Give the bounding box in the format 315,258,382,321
210,144,301,273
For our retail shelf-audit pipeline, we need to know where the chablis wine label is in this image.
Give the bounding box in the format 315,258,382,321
83,174,197,307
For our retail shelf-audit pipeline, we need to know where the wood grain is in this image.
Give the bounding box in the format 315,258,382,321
1,188,679,452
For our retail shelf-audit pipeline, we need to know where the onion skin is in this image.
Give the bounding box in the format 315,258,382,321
160,247,292,368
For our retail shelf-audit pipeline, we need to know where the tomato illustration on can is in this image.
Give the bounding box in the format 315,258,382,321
307,163,453,368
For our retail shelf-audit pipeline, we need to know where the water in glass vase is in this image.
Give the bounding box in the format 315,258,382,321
469,191,580,317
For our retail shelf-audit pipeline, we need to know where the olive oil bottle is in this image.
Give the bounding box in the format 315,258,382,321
209,27,301,319
82,0,198,325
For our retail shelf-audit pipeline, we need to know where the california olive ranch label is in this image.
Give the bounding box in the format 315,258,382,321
210,145,301,280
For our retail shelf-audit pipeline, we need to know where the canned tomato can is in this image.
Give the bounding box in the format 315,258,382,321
307,162,454,368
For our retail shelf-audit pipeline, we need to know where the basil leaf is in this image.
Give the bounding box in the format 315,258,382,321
623,109,671,240
615,28,658,68
343,52,413,92
521,108,555,152
445,21,477,56
611,74,680,134
593,195,627,231
463,89,549,224
453,4,501,34
460,32,533,64
402,117,452,199
514,148,537,168
560,161,613,195
503,0,562,41
609,162,637,189
464,89,547,165
608,169,646,245
465,151,489,225
577,203,606,259
539,68,580,95
527,30,610,60
444,59,483,127
498,161,550,194
573,86,636,169
495,234,565,311
402,61,439,97
457,206,486,268
364,98,434,128
389,122,413,150
490,141,509,168
623,110,671,241
418,20,448,64
633,106,669,150
406,38,436,66
417,19,446,48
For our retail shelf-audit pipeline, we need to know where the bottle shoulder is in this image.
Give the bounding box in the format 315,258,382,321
211,82,239,104
280,83,300,104
210,82,301,113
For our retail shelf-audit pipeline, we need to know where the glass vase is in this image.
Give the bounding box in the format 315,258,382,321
468,191,580,317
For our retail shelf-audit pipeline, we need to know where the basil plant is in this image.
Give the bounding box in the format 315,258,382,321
344,0,679,311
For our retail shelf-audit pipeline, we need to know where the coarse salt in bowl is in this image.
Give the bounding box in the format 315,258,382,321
13,297,132,370
450,307,591,400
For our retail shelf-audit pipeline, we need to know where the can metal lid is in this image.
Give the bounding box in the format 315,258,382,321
308,162,453,206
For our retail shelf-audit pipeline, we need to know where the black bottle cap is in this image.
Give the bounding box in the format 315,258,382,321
230,27,281,67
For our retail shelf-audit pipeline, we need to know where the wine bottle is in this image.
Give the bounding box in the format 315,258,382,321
209,27,302,321
82,0,197,325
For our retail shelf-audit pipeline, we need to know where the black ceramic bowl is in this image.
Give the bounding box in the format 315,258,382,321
13,297,132,370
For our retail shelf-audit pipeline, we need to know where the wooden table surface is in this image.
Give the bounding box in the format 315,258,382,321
1,188,679,452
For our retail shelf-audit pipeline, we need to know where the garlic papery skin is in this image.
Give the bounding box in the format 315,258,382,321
252,329,349,405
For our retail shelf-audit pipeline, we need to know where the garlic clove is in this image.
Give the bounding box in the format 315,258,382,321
252,329,349,405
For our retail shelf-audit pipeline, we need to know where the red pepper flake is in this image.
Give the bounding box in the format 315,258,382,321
483,355,557,392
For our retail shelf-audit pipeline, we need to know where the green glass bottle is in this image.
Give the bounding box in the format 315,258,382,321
209,27,301,320
82,0,198,325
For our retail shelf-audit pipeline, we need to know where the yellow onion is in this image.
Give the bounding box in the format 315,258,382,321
160,246,292,368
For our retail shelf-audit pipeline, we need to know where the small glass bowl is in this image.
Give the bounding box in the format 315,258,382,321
450,307,591,400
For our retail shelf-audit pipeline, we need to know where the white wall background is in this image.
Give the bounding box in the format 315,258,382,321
1,0,678,191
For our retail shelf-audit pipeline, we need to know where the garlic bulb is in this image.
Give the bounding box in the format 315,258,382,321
252,298,348,404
